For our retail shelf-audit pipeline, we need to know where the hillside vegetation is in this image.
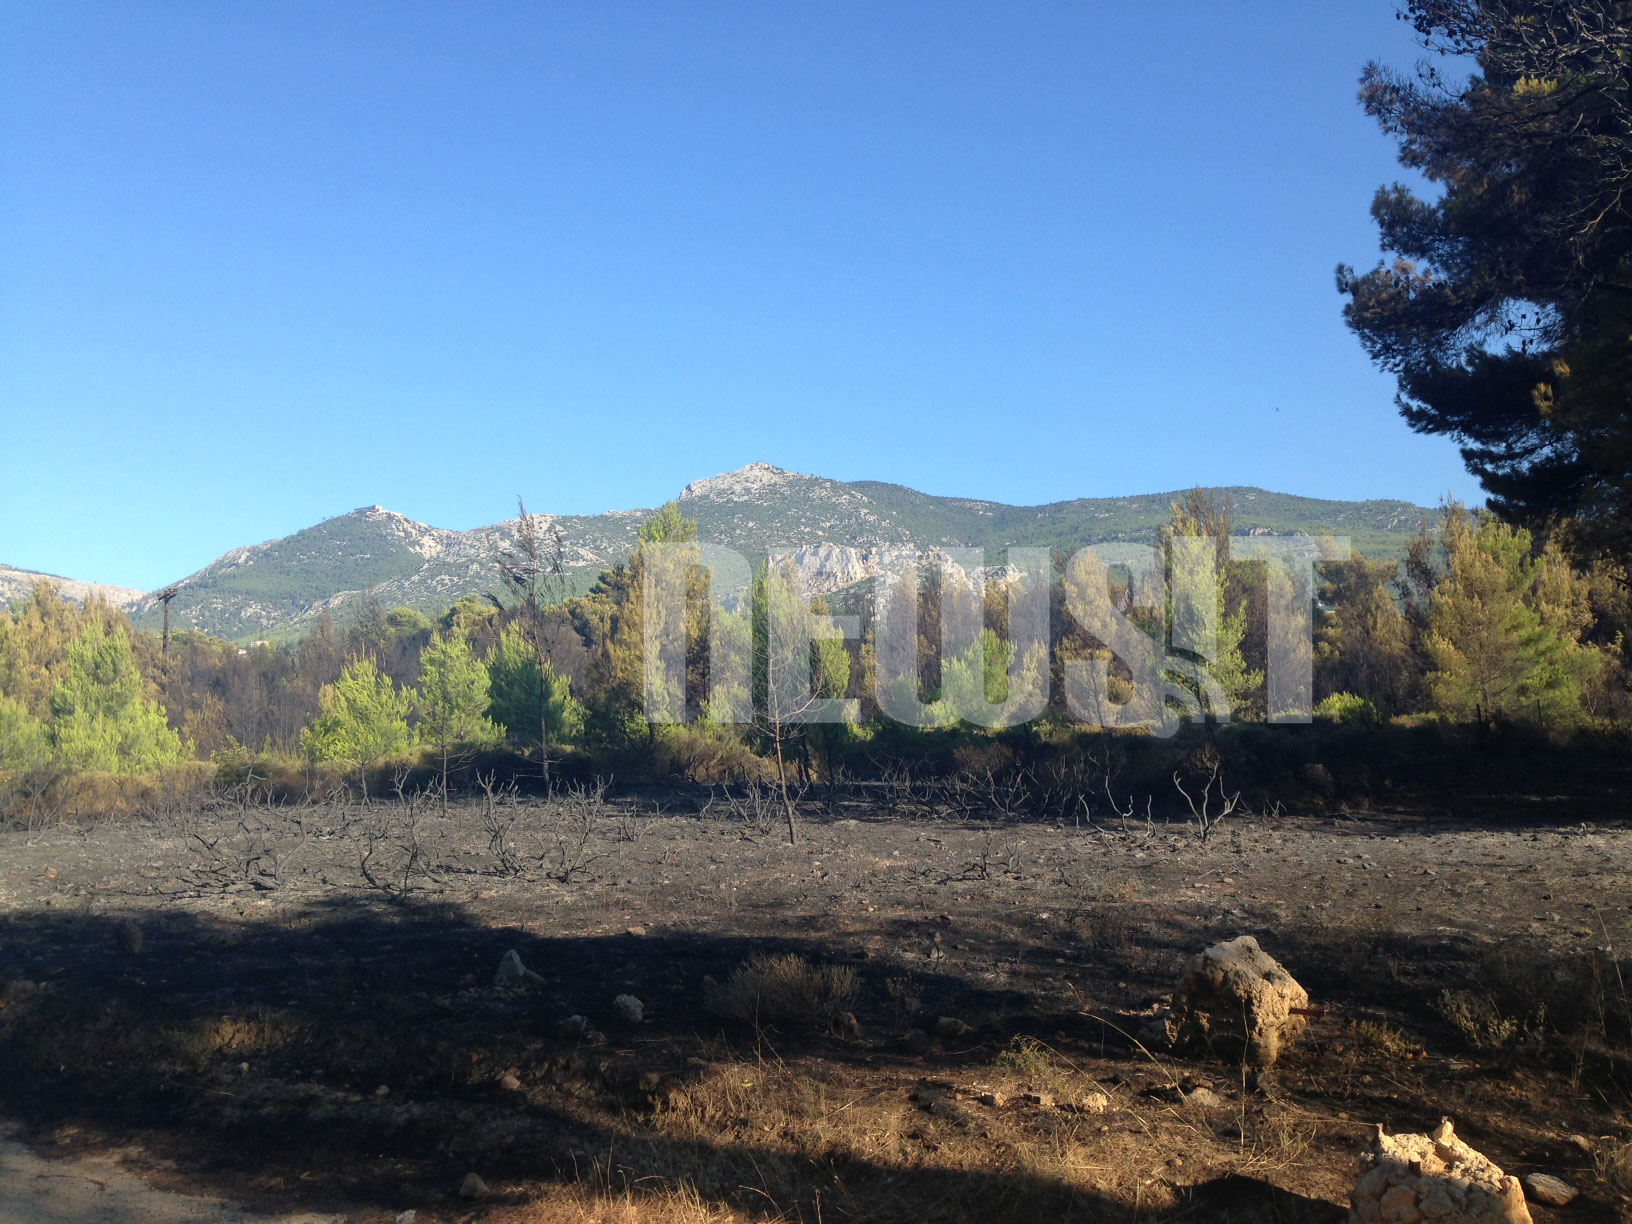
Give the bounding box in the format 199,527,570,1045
83,464,1438,644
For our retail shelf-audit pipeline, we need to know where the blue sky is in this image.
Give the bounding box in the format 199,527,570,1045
1,2,1481,592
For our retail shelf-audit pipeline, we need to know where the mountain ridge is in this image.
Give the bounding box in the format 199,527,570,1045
7,464,1437,643
0,564,146,612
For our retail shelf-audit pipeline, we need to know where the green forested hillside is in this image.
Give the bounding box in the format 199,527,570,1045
105,466,1436,643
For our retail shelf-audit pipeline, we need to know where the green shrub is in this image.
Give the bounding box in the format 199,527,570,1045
654,723,767,783
994,1034,1055,1082
1350,1019,1421,1059
1315,691,1380,725
1434,989,1532,1052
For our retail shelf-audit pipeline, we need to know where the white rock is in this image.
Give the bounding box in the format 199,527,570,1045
1349,1119,1531,1224
495,948,544,987
1521,1173,1577,1207
613,994,645,1025
1142,935,1308,1068
1182,1086,1225,1110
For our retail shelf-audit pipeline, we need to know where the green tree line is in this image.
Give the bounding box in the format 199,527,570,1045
2,494,1628,787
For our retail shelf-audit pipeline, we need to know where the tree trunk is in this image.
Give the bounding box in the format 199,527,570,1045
825,736,838,816
538,658,551,787
773,726,797,845
533,620,552,789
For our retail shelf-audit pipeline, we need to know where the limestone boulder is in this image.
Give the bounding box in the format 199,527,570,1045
1349,1119,1531,1224
1141,935,1308,1068
494,948,544,988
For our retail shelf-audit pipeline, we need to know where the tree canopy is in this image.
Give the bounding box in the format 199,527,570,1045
1338,0,1632,561
1423,506,1601,727
49,621,187,774
418,630,503,755
300,656,415,765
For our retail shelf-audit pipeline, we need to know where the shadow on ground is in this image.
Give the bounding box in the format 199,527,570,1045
0,896,1370,1223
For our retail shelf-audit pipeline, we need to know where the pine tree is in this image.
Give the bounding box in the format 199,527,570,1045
0,694,50,772
49,621,187,774
0,581,114,720
487,622,583,750
300,657,415,765
493,497,569,780
1424,508,1600,729
417,629,503,800
1162,491,1261,722
1315,555,1416,715
578,502,708,750
1338,1,1632,561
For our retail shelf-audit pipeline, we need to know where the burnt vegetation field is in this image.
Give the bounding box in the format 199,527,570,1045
2,754,1630,1224
15,0,1632,1219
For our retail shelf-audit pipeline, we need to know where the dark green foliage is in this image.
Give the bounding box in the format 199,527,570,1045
486,622,582,749
1338,1,1632,561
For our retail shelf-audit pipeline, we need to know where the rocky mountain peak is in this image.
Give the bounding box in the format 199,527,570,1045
679,462,800,502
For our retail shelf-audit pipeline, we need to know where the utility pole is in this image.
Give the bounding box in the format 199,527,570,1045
156,585,181,661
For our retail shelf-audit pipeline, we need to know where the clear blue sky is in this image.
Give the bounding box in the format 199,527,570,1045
1,2,1481,592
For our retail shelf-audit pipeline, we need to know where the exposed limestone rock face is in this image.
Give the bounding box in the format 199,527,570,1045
771,543,1031,599
0,564,145,610
780,544,884,595
1349,1119,1531,1224
1140,935,1308,1068
680,462,801,501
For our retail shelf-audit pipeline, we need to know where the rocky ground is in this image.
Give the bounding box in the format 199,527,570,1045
0,784,1629,1222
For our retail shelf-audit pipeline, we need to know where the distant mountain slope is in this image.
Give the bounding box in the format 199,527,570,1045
124,506,647,644
0,564,144,611
107,463,1434,643
847,481,1432,559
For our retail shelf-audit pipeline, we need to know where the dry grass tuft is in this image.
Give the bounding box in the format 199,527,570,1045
993,1034,1071,1095
704,954,858,1032
495,1179,766,1223
1349,1019,1422,1059
1232,1108,1319,1178
1597,1137,1632,1194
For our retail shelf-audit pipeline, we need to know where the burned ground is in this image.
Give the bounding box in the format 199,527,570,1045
1,785,1629,1222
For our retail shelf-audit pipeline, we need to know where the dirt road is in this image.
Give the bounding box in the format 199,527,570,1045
0,1129,344,1224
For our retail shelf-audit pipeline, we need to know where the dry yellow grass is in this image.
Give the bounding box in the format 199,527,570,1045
703,954,858,1032
492,1180,765,1224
